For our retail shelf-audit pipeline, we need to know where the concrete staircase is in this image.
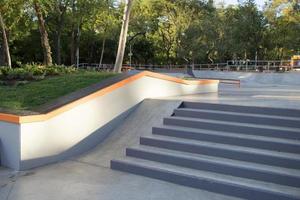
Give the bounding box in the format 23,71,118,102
111,102,300,200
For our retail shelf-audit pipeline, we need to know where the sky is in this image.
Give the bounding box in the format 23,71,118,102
214,0,267,8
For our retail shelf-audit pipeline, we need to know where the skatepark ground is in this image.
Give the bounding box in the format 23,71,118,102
1,71,299,200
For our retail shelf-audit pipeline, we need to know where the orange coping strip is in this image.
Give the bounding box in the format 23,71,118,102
0,113,20,124
0,71,219,124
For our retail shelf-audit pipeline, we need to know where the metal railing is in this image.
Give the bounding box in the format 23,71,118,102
77,59,293,73
78,63,114,71
225,60,292,72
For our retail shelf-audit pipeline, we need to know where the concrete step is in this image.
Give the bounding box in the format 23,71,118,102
163,116,300,140
181,102,300,118
140,135,300,169
173,108,300,129
111,157,300,200
152,125,300,153
126,145,300,187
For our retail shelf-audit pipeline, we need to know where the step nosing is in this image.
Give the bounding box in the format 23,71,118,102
153,126,300,145
127,146,300,177
141,135,300,159
112,158,300,197
182,102,300,118
175,108,300,121
164,116,300,132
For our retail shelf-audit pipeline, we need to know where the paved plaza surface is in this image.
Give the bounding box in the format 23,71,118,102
167,70,300,109
162,85,300,109
1,71,300,200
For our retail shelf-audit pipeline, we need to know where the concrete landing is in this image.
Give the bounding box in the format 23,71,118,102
165,70,300,109
160,85,300,110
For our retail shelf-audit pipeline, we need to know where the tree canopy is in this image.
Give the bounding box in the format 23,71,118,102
0,0,299,67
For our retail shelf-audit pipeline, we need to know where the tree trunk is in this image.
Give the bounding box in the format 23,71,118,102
75,23,81,67
70,26,76,65
55,0,68,65
88,42,95,64
166,50,171,67
99,38,106,67
244,50,247,60
113,0,133,73
70,0,76,65
55,13,63,65
0,11,11,68
33,1,53,66
56,29,62,64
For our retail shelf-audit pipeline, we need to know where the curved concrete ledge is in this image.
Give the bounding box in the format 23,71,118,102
0,71,219,170
0,71,218,124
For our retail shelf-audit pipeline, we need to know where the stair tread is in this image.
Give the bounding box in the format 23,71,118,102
175,108,300,121
154,125,300,145
111,102,300,198
165,116,300,132
182,102,300,118
112,157,300,197
128,145,300,178
141,135,300,160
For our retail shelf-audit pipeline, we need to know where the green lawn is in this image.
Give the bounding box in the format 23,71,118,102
0,71,116,112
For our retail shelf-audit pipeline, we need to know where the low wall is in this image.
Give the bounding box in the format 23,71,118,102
0,71,219,170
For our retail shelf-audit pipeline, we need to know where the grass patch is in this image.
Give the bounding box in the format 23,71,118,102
0,71,116,112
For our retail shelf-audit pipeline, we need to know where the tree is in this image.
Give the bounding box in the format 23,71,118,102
51,0,70,64
1,0,299,66
69,0,103,66
94,1,119,67
0,10,11,67
176,0,218,63
0,0,26,67
114,0,134,73
33,0,53,66
264,0,300,59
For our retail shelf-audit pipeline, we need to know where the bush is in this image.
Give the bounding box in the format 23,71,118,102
44,65,77,76
0,64,77,84
0,66,10,76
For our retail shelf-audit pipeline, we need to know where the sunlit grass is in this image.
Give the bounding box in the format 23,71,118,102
0,71,116,112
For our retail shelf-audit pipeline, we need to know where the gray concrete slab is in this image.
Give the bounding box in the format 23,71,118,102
0,167,14,200
1,160,242,200
167,70,300,86
159,85,300,109
163,71,300,109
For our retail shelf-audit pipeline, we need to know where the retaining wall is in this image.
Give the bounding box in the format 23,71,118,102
0,71,219,170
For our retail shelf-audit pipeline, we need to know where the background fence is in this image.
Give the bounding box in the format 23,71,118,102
78,59,294,72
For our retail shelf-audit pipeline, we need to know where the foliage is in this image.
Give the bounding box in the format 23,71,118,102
0,64,77,83
0,0,299,66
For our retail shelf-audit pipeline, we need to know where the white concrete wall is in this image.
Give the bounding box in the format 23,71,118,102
2,76,218,170
0,121,20,169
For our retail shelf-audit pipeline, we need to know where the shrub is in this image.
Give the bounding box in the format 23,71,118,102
0,66,11,77
0,64,77,83
44,65,77,76
7,68,27,80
